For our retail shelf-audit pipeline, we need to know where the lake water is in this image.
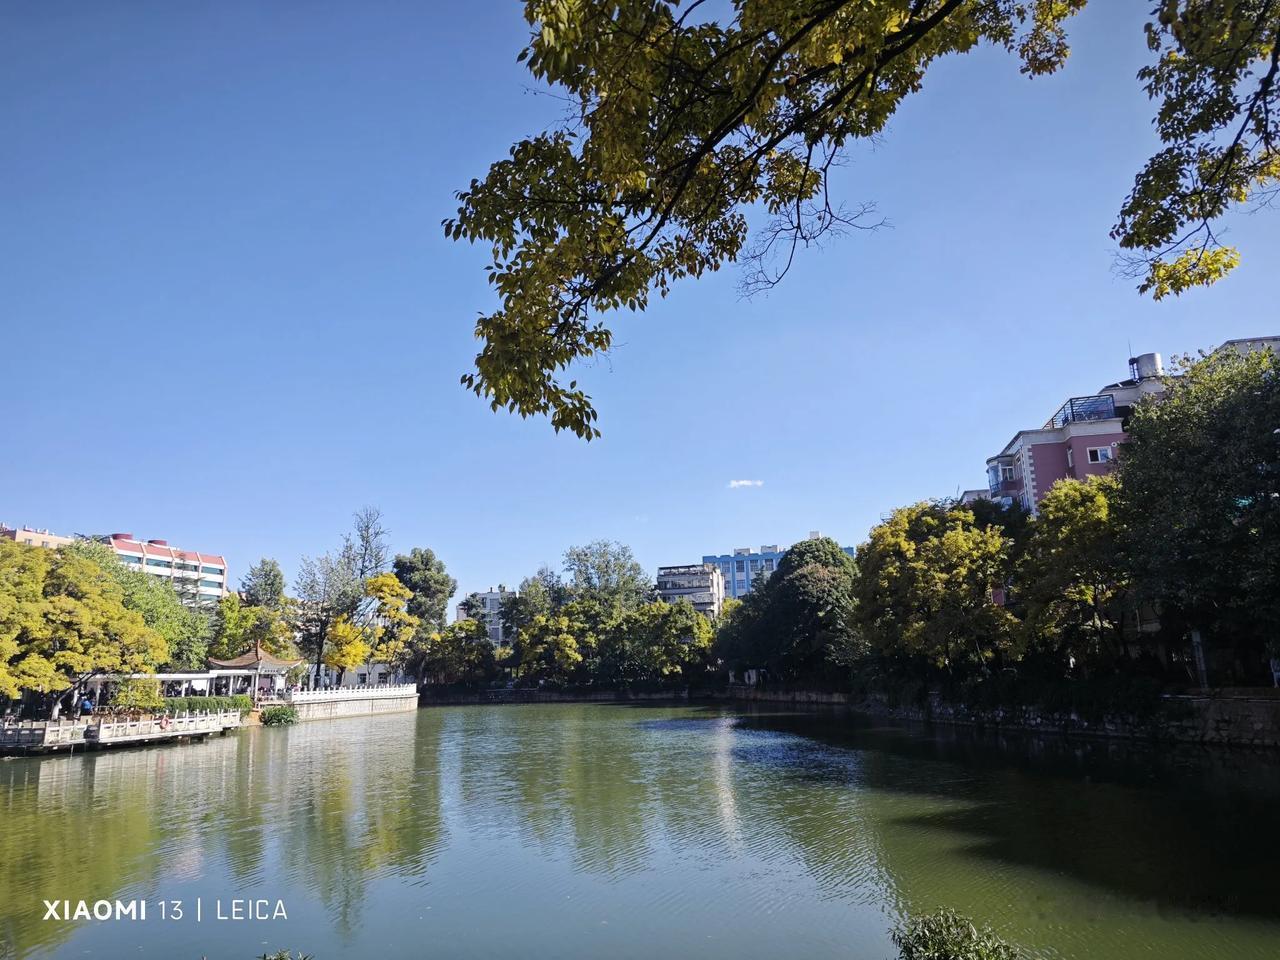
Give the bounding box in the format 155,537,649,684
2,703,1279,959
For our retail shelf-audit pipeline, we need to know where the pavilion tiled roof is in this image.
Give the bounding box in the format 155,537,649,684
207,649,304,670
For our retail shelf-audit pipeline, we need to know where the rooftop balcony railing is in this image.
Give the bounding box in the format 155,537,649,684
1045,395,1116,429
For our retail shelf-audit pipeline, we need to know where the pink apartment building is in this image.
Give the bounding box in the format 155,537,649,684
979,337,1279,516
983,352,1167,516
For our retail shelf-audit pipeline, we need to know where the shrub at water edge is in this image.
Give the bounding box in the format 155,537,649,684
893,909,1019,960
260,705,298,726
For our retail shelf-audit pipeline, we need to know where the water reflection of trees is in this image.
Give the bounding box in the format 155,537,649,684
0,736,246,960
447,704,869,887
447,704,656,878
733,709,1280,957
519,703,1280,958
0,713,443,959
8,705,1280,960
275,712,442,936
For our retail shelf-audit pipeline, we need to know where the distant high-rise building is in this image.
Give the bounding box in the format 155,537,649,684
702,546,783,600
703,534,855,599
656,564,725,619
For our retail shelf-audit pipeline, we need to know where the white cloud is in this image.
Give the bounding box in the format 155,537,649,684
727,479,764,489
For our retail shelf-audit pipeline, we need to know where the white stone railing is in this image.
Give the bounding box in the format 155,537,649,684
90,710,241,743
285,684,418,704
0,719,87,749
1,710,240,749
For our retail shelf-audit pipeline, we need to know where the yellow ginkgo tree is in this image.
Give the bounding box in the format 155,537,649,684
323,615,371,684
364,572,420,674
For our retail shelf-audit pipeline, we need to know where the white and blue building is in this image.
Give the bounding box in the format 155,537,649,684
703,533,856,599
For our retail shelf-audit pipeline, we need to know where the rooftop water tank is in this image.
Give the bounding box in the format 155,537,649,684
1130,353,1164,379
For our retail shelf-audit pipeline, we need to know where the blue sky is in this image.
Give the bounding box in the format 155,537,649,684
3,2,1276,602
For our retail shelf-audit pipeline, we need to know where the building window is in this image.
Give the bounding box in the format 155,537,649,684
735,560,745,572
146,559,172,569
199,579,221,588
1087,446,1114,464
201,565,223,575
1067,448,1074,469
121,554,142,564
764,559,774,571
1001,465,1015,481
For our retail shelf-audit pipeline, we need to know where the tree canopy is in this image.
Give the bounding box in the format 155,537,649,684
324,615,370,675
392,547,457,633
716,536,858,678
293,507,392,677
418,617,498,686
208,593,297,662
450,1,1280,437
1117,345,1280,648
63,540,210,670
512,612,586,682
1018,475,1129,670
0,541,168,716
562,539,651,609
597,599,713,684
850,503,1018,671
500,567,559,641
365,572,420,669
240,558,287,610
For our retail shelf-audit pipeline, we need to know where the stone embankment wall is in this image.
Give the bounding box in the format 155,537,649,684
287,686,420,722
722,686,1280,748
421,688,690,706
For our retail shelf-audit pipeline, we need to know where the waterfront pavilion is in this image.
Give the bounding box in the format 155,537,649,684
206,647,304,701
81,647,304,707
82,669,256,705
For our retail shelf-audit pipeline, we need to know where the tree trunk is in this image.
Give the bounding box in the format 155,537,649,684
1190,628,1210,688
49,675,92,720
311,615,331,689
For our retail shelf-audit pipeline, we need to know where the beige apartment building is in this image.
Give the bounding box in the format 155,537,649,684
1,525,77,549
